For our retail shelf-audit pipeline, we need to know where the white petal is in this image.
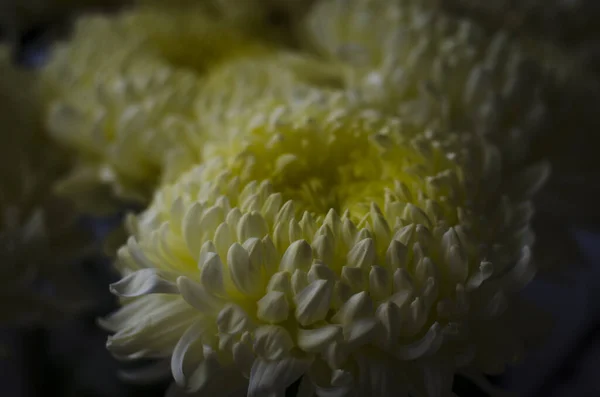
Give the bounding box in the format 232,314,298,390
369,266,391,301
267,271,293,296
187,351,245,393
341,217,358,247
376,301,402,347
441,227,461,255
262,193,283,225
262,235,279,275
466,261,494,290
171,320,206,388
415,225,433,248
233,339,255,378
502,246,535,292
280,240,314,272
323,341,349,370
214,222,235,261
393,268,414,293
292,269,309,296
228,242,263,296
300,211,317,241
394,323,442,360
415,257,436,286
295,279,334,326
182,202,204,259
238,212,269,241
341,266,366,293
332,281,352,310
253,325,294,360
347,238,376,269
198,241,217,266
98,296,160,332
244,237,265,270
312,370,355,397
371,208,391,244
297,326,342,353
308,262,336,282
199,206,225,238
312,234,335,266
127,236,156,268
275,200,295,225
199,252,225,295
257,291,290,323
177,276,223,313
331,291,373,325
226,207,243,229
394,224,415,246
386,239,407,271
248,357,312,397
217,303,253,335
110,269,178,297
289,219,303,243
387,290,414,311
106,298,196,358
343,317,379,348
324,209,342,236
403,204,430,228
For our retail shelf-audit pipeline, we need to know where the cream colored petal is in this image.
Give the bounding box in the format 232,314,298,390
110,268,178,297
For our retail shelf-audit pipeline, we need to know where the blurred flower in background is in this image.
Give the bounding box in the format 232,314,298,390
0,45,94,326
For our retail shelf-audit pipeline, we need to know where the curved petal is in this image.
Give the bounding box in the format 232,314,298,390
177,276,224,313
248,356,313,397
394,323,442,360
171,320,208,388
110,268,178,297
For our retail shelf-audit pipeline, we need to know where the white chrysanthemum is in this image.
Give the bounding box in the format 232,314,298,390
302,0,548,165
159,52,349,184
103,96,549,396
40,4,274,210
0,46,92,325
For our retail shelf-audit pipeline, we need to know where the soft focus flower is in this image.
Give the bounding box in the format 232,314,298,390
0,46,92,325
40,4,276,211
416,0,600,271
302,0,548,166
103,89,549,395
187,53,347,177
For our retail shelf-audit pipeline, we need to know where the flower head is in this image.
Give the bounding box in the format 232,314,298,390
40,4,275,211
303,0,548,165
0,46,92,325
170,52,347,184
104,94,549,395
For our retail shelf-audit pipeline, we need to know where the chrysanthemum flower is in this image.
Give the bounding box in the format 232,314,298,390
189,53,346,163
302,0,548,166
103,94,549,396
0,46,92,325
40,4,275,211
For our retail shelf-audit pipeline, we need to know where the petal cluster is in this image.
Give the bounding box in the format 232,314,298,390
40,4,275,209
27,0,553,395
105,99,548,396
303,0,548,164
